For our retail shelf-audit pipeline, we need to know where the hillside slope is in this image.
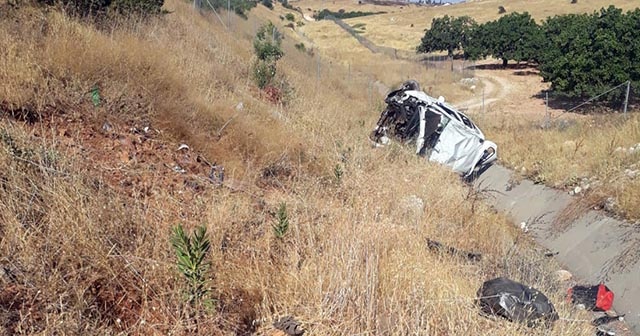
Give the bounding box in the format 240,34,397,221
291,0,640,51
0,1,608,335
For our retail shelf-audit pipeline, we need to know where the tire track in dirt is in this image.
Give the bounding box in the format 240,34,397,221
452,71,512,111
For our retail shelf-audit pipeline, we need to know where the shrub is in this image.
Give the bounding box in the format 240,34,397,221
110,0,164,16
252,22,283,89
261,0,273,9
285,12,295,21
314,8,386,20
252,60,277,89
205,0,257,19
294,42,306,52
36,0,165,17
498,6,506,14
272,202,289,238
253,22,283,62
296,20,304,27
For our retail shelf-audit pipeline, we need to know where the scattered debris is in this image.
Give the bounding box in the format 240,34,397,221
273,316,305,336
172,165,186,174
426,238,482,262
177,144,190,151
596,326,617,336
567,284,614,311
604,197,617,213
400,195,424,215
102,121,113,132
477,277,558,326
209,164,225,185
592,314,625,326
555,269,572,282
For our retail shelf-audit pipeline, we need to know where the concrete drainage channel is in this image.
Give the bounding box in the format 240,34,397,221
475,164,640,334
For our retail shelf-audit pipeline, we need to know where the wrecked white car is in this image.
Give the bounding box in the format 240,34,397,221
370,80,497,178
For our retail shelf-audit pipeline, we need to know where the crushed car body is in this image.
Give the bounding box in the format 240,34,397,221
370,80,497,178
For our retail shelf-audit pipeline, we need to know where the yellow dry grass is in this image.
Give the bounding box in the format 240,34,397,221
0,0,608,335
291,0,640,51
480,111,640,220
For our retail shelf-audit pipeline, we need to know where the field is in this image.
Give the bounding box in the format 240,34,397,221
289,0,640,220
0,0,636,334
292,0,640,51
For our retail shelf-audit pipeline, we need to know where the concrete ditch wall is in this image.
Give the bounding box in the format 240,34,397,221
475,165,640,334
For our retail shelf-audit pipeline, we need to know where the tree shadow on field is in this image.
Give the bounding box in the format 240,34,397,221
531,90,639,115
472,63,533,70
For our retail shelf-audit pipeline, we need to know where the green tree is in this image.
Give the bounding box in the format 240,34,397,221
417,15,477,70
417,15,477,57
261,0,273,9
481,12,542,66
538,6,638,99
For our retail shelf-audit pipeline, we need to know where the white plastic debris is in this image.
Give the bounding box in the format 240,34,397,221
177,144,189,151
556,270,573,282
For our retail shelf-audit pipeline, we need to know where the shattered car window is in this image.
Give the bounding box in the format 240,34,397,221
370,80,498,178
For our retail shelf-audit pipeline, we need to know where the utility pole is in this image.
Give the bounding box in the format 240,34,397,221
624,80,631,115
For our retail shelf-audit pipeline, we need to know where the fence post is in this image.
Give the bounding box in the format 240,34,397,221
624,80,630,115
316,56,321,85
369,77,373,109
544,91,550,128
482,87,485,114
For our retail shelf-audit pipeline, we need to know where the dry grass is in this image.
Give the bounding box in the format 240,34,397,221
0,0,607,335
480,111,640,220
290,0,640,51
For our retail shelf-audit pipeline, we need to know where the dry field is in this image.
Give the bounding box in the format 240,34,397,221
0,0,610,335
291,0,640,51
291,0,640,220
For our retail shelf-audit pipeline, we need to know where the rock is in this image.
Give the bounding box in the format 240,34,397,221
102,121,113,132
573,186,582,194
604,197,617,212
519,221,529,233
236,102,244,111
562,140,576,152
625,169,637,179
556,270,573,282
400,195,424,216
